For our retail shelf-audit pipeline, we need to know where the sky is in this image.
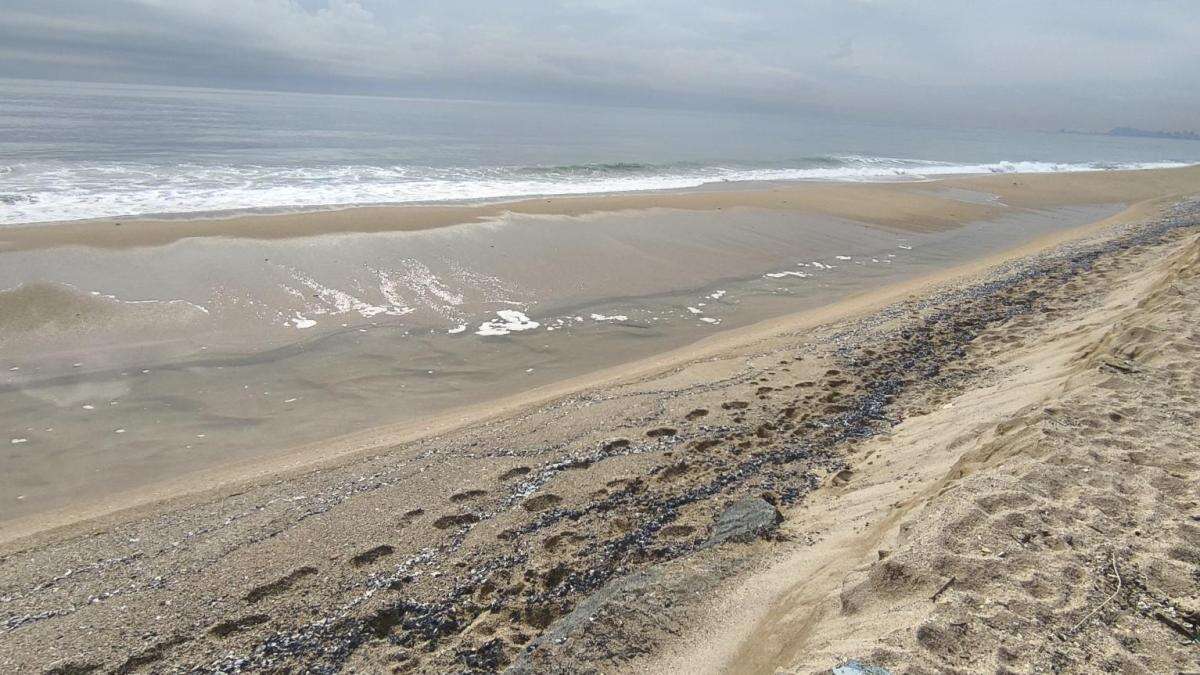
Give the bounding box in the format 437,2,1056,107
1,0,1197,130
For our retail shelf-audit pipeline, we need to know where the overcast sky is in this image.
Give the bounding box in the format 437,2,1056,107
2,0,1197,130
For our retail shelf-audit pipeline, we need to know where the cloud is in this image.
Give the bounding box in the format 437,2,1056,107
828,37,855,63
1,0,1197,129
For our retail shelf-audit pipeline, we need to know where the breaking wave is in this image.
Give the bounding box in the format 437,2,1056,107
0,156,1191,225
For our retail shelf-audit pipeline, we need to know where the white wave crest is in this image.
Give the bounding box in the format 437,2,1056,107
1,157,1192,225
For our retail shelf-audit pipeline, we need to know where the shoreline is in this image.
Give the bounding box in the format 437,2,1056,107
4,163,1195,232
3,166,1199,252
0,186,1177,549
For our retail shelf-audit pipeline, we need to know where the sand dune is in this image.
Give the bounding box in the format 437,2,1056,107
642,202,1200,674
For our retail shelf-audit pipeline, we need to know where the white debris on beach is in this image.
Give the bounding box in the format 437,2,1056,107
291,314,317,329
476,310,540,336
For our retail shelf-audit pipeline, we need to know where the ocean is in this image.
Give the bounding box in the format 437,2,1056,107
1,77,1197,226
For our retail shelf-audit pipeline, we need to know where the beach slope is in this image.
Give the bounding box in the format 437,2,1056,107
637,200,1200,674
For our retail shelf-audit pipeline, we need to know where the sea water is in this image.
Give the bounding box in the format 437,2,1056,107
1,77,1196,225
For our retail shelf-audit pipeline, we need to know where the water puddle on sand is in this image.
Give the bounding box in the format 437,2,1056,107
0,203,1121,522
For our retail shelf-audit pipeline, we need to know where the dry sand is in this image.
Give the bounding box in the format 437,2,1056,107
1,173,1198,674
639,200,1200,675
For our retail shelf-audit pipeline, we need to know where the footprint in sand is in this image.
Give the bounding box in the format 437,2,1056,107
523,494,562,512
350,544,395,567
660,524,696,538
432,513,481,529
245,566,318,604
400,508,425,526
499,466,532,481
209,614,270,637
605,477,637,489
543,530,587,552
449,489,488,503
655,461,691,482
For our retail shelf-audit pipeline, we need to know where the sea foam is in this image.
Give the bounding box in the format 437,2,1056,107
475,310,539,336
1,157,1191,225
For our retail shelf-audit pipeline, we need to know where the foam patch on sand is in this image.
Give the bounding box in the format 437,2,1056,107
590,313,628,322
390,260,464,316
449,261,524,304
281,266,421,327
476,310,540,336
286,269,392,319
86,290,210,315
374,270,417,317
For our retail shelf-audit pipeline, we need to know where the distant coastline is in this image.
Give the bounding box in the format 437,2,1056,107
1109,126,1200,141
1059,126,1200,141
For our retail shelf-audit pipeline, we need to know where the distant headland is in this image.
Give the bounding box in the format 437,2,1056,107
1108,126,1199,141
1060,126,1200,141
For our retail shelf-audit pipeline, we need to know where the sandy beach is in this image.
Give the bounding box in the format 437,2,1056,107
3,167,1198,537
1,169,1199,673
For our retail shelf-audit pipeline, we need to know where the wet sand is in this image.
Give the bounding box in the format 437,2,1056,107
0,185,1196,673
2,165,1199,251
2,168,1199,539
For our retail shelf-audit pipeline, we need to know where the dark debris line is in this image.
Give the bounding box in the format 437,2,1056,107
204,202,1200,673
